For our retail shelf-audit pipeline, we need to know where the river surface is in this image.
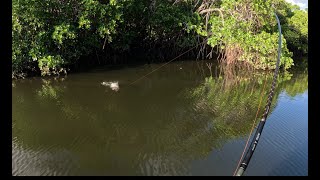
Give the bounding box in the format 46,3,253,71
12,60,308,176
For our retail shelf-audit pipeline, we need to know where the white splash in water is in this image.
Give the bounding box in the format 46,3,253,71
101,81,119,91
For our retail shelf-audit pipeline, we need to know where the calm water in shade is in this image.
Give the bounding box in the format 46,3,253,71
12,60,308,176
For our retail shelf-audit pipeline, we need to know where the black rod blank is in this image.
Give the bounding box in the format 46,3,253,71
234,11,282,176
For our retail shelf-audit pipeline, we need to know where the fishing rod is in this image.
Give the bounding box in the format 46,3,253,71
234,9,282,176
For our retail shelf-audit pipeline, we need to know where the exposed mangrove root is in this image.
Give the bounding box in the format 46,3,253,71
216,44,256,71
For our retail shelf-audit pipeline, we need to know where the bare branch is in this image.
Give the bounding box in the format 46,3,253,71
199,8,224,26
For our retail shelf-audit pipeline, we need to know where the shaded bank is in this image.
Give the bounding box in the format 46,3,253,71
13,0,307,77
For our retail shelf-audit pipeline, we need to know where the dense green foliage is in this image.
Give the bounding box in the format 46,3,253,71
187,0,307,70
12,0,308,77
282,8,308,55
13,0,125,76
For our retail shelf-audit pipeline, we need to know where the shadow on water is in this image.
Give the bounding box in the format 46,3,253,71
12,60,308,175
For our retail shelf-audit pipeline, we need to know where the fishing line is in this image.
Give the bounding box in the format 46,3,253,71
129,38,209,86
233,74,268,176
233,9,282,176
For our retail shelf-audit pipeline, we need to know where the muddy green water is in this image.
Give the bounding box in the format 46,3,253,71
12,60,308,176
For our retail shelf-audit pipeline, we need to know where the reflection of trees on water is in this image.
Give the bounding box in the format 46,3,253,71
36,78,66,100
12,64,307,175
186,64,308,142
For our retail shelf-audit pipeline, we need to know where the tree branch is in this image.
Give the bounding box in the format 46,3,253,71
199,8,224,26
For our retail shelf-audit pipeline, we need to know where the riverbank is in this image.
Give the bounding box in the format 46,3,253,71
13,0,307,79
